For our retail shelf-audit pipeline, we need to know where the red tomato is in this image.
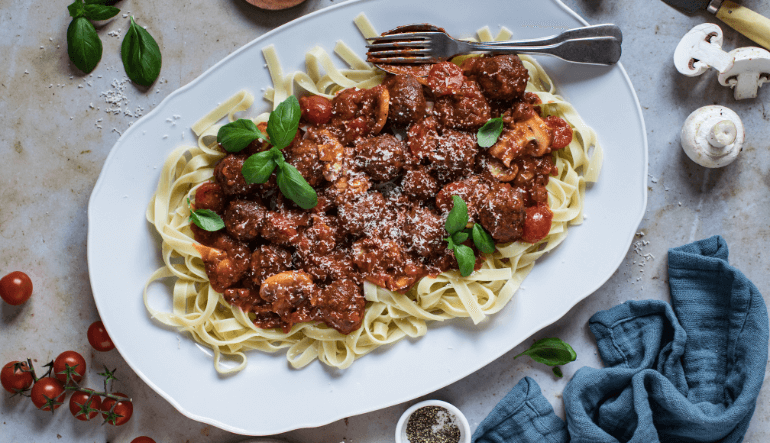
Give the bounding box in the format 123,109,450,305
1,361,34,394
69,391,102,421
0,271,33,306
87,321,115,352
30,377,66,411
427,61,464,96
299,95,332,125
53,351,87,384
101,392,133,426
545,116,573,149
522,203,554,244
131,438,157,443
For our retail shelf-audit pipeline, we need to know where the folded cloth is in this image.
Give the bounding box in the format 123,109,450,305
472,236,769,443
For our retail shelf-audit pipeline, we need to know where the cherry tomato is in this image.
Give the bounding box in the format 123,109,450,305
1,361,34,394
0,271,33,306
87,321,115,352
427,61,464,96
69,390,101,421
299,95,332,125
194,182,225,213
521,203,554,244
101,392,133,426
30,377,66,411
53,350,87,384
545,116,573,149
131,437,157,443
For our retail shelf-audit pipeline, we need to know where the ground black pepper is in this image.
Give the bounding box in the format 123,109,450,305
405,405,461,443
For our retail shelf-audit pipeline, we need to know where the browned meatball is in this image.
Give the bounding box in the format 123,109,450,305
352,237,417,291
402,206,445,257
302,251,357,284
338,192,389,236
260,210,309,246
223,200,267,241
462,55,529,101
248,245,293,287
384,74,426,125
401,168,439,201
330,86,389,144
295,214,338,258
433,80,491,131
407,115,439,160
259,271,318,321
354,134,408,182
214,154,261,196
477,182,526,243
428,129,477,184
194,182,225,214
284,139,325,186
435,176,493,222
319,280,365,334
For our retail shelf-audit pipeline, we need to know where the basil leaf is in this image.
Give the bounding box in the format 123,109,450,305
472,223,496,254
445,237,456,251
552,367,563,378
445,195,469,236
189,209,224,232
267,96,301,150
514,338,577,366
276,163,318,210
217,119,268,153
121,17,162,86
242,151,277,184
270,147,285,164
67,1,85,18
477,117,504,148
83,4,120,20
85,0,112,4
454,244,476,277
452,231,469,245
67,17,102,74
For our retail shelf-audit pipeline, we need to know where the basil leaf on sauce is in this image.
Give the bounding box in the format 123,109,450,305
453,244,476,277
446,195,469,236
189,209,225,232
451,231,469,245
276,163,318,210
67,17,102,73
472,223,496,254
514,337,577,367
242,151,277,184
121,16,162,86
217,119,268,153
267,96,301,150
83,4,120,21
477,117,504,148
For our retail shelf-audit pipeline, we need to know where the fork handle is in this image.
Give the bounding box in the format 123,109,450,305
466,37,622,65
477,24,623,47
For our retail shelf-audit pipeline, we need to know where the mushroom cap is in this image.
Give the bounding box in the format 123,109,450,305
674,24,733,77
680,105,745,168
717,47,770,99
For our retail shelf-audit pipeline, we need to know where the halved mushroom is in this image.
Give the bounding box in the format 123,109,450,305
718,47,770,100
488,115,552,166
674,24,734,76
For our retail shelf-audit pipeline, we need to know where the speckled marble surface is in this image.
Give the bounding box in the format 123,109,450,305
2,0,769,442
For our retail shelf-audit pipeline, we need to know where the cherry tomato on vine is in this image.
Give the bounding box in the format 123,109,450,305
131,437,157,443
87,321,115,352
101,392,133,425
1,361,33,394
69,390,101,421
30,377,66,411
0,271,33,306
53,350,87,384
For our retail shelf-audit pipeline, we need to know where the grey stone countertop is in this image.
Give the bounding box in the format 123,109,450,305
2,0,769,441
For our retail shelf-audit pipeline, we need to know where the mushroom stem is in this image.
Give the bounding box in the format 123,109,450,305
707,119,738,148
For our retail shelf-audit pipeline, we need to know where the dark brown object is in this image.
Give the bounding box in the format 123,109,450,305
406,406,461,443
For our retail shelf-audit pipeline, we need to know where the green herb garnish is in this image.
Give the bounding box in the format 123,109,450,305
66,0,120,73
121,17,162,86
552,367,564,378
477,117,504,148
444,195,496,277
267,96,302,149
276,163,318,210
514,337,577,377
218,119,270,153
187,198,224,232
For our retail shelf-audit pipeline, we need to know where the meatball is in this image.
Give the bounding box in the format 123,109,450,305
352,237,417,291
223,200,267,241
194,182,225,214
259,271,318,322
284,139,325,186
462,55,529,101
318,280,365,334
354,134,408,182
402,206,445,258
295,214,339,258
214,154,261,196
260,210,309,246
407,116,440,160
428,129,477,184
338,192,389,236
248,245,293,287
435,176,493,222
477,182,526,243
330,86,389,144
401,168,439,201
302,251,357,284
384,74,426,125
433,80,491,131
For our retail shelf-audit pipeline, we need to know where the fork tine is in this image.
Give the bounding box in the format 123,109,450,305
366,42,429,51
366,55,440,64
366,34,430,42
366,49,432,57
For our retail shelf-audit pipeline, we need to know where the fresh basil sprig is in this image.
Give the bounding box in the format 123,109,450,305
477,117,504,148
444,195,496,277
121,17,162,86
514,337,577,378
67,0,120,74
218,96,318,210
187,198,224,232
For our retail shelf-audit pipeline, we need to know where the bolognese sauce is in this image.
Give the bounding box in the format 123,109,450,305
192,55,572,335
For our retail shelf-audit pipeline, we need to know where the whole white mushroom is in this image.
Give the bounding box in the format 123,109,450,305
680,105,745,168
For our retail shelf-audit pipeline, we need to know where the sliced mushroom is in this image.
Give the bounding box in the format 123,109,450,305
717,47,770,100
680,105,745,168
674,24,734,76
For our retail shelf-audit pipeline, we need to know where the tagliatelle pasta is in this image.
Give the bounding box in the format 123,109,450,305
144,15,601,374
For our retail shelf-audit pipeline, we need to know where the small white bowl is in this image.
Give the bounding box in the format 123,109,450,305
395,399,471,443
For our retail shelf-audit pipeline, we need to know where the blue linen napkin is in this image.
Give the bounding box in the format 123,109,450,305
472,236,769,443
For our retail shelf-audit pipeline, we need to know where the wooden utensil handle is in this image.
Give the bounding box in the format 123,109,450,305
717,0,770,50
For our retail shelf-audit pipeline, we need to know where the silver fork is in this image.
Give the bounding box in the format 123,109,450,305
366,24,623,66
